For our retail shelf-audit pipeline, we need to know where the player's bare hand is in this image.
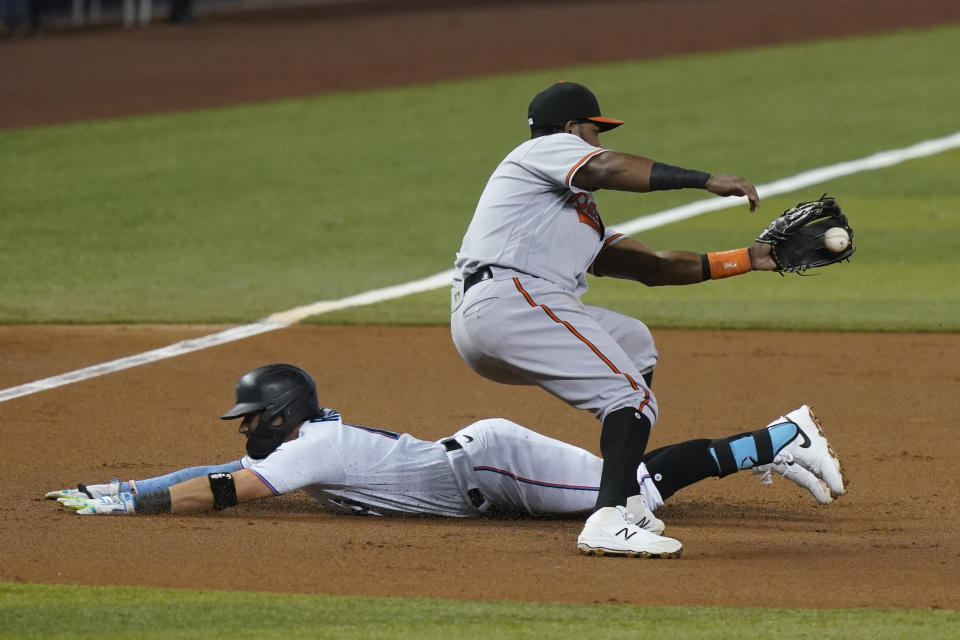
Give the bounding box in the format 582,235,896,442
749,241,777,271
706,174,760,212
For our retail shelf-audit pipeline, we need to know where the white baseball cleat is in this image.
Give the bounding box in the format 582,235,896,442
625,493,666,534
772,405,846,498
577,506,682,558
752,456,834,504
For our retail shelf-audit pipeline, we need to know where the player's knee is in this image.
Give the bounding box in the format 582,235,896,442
642,369,654,388
455,418,515,445
599,388,658,427
619,321,659,373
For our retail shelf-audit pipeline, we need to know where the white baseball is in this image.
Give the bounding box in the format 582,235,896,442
824,227,850,253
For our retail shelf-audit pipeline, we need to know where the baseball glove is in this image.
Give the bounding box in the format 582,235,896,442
756,194,854,273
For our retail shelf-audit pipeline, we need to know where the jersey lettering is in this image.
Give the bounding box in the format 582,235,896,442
567,192,604,235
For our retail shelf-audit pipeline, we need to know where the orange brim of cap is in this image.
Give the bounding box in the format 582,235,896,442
588,116,625,131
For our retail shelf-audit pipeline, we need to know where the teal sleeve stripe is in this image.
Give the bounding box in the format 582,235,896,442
126,460,244,494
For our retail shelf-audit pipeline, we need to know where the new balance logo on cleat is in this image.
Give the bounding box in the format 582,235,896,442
625,494,666,535
577,506,682,558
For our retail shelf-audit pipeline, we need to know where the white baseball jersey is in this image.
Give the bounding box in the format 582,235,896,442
239,409,603,518
451,133,659,423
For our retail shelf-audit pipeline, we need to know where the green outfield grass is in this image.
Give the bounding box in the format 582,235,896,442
1,25,958,328
1,583,957,640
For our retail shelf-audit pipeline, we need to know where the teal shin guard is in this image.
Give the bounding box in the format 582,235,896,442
708,422,800,477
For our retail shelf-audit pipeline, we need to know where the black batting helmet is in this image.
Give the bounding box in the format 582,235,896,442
221,363,322,459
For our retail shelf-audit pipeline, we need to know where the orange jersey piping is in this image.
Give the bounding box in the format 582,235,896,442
565,149,606,187
512,277,640,392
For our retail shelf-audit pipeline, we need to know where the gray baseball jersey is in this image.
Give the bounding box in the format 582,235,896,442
453,133,616,298
451,133,658,424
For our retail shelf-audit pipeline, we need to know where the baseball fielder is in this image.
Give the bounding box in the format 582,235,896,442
49,364,842,557
451,82,845,557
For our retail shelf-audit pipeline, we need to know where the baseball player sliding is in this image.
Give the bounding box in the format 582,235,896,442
48,364,842,556
451,82,846,557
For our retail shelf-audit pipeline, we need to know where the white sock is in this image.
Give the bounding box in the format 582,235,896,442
636,462,664,510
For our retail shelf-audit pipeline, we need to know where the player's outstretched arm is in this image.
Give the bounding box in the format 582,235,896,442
44,460,245,502
572,152,759,212
591,236,776,286
167,469,273,513
56,469,274,515
591,236,703,285
572,151,655,192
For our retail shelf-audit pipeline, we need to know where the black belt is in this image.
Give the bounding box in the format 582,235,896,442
463,266,493,294
440,438,486,509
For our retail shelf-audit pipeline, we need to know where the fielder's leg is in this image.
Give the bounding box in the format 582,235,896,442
451,276,679,556
595,407,651,510
586,304,658,388
581,303,660,511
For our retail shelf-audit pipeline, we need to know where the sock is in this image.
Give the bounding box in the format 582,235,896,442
635,462,664,510
641,422,801,501
707,421,800,477
594,407,651,510
643,439,716,501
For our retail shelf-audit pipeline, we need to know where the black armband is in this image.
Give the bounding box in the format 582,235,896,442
208,472,238,510
649,161,711,191
134,489,172,514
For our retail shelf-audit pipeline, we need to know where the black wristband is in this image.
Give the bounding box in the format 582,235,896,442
208,472,238,510
135,489,172,514
700,253,711,281
649,162,711,191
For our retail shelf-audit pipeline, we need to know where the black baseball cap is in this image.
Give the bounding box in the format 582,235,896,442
527,82,625,132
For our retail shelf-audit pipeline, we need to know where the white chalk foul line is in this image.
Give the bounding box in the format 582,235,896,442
264,270,456,324
0,323,288,403
2,130,958,403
